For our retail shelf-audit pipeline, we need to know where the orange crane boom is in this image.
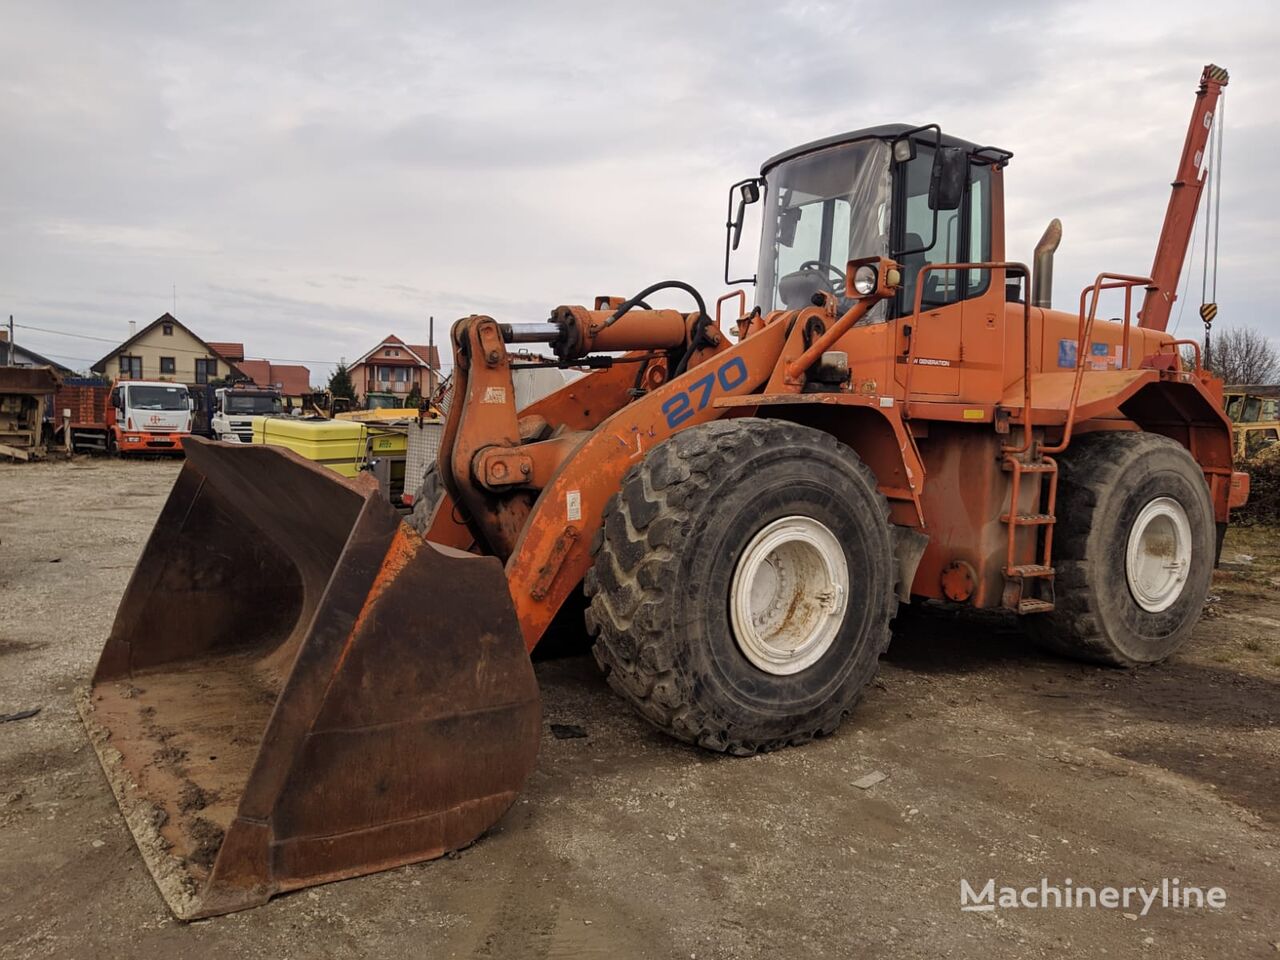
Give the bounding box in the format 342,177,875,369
1140,64,1229,331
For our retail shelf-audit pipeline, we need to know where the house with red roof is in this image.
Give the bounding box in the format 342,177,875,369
207,341,312,405
349,335,442,404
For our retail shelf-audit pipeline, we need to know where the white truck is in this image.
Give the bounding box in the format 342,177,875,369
211,385,283,443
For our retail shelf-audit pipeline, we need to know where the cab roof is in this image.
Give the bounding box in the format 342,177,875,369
760,123,1008,175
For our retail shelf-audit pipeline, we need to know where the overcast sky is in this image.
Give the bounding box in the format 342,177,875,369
2,0,1276,382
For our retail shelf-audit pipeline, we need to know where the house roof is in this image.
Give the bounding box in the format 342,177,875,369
207,341,246,362
237,359,311,396
90,313,239,376
406,345,442,369
354,334,441,369
0,338,73,374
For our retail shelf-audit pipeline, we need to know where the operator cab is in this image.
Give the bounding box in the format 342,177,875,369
726,123,1011,320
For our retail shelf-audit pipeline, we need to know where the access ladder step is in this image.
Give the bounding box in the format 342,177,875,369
1000,513,1056,525
1005,564,1055,578
1016,598,1056,614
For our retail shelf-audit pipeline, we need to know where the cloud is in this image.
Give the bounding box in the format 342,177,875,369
1,0,1277,380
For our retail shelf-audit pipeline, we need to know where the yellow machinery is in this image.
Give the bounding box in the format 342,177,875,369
334,390,439,423
335,407,420,423
252,416,409,498
1224,385,1280,461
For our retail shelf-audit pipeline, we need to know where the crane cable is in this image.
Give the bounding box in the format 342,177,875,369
1199,92,1225,367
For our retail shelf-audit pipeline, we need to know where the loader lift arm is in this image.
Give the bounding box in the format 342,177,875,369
437,305,795,648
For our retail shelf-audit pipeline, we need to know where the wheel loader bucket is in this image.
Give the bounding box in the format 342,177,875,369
77,437,540,919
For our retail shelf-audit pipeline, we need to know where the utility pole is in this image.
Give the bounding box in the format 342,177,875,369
6,314,12,366
428,315,435,394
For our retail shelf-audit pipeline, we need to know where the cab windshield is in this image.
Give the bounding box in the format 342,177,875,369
366,394,401,410
127,385,189,411
756,139,891,318
226,394,283,415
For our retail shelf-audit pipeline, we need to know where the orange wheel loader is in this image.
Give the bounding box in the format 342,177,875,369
80,64,1248,918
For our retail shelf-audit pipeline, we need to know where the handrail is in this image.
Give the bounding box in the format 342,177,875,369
900,262,1033,452
716,290,747,330
1162,338,1203,374
1041,272,1150,455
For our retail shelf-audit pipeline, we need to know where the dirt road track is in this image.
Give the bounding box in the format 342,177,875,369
1,458,1277,959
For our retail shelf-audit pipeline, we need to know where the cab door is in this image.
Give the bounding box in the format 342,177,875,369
891,144,994,400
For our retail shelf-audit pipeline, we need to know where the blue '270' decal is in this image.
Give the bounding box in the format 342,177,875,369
661,357,749,428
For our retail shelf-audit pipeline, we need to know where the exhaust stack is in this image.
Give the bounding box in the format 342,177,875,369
1031,219,1062,309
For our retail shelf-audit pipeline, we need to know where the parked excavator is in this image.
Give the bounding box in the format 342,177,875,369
80,65,1247,918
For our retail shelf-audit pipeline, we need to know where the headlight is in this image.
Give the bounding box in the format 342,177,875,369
852,264,879,296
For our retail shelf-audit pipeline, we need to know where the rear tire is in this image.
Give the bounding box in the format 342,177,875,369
585,419,896,755
1029,432,1214,666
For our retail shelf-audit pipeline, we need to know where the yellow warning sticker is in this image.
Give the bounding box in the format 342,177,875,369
963,409,984,420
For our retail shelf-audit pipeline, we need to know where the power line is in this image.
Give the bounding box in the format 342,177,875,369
15,322,120,344
12,318,454,374
29,350,97,365
12,321,351,366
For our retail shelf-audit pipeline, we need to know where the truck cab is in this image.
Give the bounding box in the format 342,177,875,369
211,385,284,443
108,380,193,454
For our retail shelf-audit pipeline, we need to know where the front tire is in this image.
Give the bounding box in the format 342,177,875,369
1029,432,1215,665
585,419,896,755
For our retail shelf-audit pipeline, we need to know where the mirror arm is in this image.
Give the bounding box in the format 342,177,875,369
724,177,764,286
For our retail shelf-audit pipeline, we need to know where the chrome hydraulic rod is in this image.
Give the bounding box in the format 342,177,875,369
501,322,563,344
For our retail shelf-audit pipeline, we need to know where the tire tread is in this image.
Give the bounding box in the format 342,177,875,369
586,419,894,754
1030,431,1209,666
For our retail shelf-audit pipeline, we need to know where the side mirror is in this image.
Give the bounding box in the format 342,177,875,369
724,176,765,286
730,180,761,251
778,206,802,248
929,147,967,211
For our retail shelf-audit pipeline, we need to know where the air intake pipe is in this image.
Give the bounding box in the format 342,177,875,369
1031,218,1062,309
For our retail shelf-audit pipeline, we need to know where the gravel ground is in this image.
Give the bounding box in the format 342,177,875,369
1,457,1277,959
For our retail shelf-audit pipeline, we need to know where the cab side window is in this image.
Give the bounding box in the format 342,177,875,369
894,147,991,315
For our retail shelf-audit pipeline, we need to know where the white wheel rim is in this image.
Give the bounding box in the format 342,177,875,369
729,516,849,675
1124,496,1192,613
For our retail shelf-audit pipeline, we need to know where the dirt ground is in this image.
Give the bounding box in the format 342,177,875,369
1,457,1277,960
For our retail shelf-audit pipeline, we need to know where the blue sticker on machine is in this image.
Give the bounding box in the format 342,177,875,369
1091,341,1109,356
1057,339,1077,368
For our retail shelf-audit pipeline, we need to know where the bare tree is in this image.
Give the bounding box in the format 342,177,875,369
1204,326,1280,385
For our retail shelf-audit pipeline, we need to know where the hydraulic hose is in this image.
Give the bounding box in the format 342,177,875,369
601,280,708,332
600,280,711,378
